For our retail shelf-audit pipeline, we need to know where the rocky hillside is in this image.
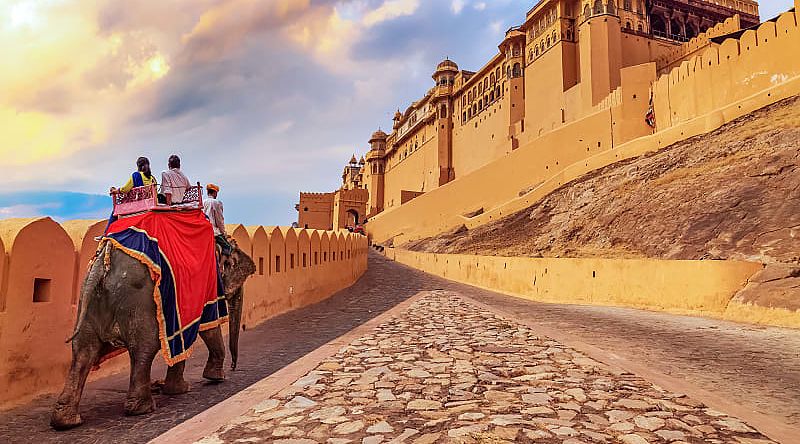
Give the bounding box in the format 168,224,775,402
405,96,800,311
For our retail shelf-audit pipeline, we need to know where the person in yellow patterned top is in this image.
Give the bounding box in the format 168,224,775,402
110,157,157,194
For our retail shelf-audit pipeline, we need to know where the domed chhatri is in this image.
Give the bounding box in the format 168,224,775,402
370,129,388,142
435,58,459,72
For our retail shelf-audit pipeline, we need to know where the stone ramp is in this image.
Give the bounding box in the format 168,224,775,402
1,253,798,443
170,292,779,444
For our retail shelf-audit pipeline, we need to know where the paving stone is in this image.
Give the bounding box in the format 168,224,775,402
366,422,393,434
333,421,365,435
406,400,441,411
620,434,650,444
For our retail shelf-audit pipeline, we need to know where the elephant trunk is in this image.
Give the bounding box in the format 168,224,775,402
227,287,243,370
68,242,111,343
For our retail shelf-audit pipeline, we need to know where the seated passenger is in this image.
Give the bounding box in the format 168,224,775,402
160,154,191,205
110,156,157,194
103,156,156,237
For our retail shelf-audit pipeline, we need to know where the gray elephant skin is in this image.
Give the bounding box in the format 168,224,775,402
50,237,255,430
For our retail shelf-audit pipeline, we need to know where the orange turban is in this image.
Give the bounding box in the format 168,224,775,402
206,183,220,193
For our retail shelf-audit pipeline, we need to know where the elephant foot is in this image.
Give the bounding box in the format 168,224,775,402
162,378,190,395
124,396,156,416
203,361,225,382
50,404,83,430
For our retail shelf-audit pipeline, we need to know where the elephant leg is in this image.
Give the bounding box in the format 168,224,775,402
162,360,190,395
124,342,159,416
200,326,225,381
50,331,102,430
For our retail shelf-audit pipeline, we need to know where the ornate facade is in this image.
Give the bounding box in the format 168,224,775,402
301,0,760,227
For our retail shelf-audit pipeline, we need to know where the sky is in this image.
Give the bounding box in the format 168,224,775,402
0,0,795,225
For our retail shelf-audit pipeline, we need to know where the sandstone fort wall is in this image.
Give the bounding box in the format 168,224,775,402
0,218,368,409
367,7,800,248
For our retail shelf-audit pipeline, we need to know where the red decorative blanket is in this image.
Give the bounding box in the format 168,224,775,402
105,209,226,365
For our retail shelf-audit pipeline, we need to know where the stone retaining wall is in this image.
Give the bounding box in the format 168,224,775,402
383,248,800,329
0,217,368,408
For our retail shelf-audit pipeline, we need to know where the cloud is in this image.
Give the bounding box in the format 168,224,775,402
362,0,420,27
451,0,465,14
1,0,530,225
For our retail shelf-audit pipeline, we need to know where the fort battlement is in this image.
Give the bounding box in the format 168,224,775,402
0,218,367,408
655,15,743,73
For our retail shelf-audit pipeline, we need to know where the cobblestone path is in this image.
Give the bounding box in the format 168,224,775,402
0,253,797,443
200,292,774,444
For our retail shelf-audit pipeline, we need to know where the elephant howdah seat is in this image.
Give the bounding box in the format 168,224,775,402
111,183,204,217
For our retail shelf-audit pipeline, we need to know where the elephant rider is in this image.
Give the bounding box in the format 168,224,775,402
204,183,233,256
160,154,191,205
102,157,157,236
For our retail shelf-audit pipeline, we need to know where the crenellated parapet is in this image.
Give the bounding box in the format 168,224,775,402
0,217,368,408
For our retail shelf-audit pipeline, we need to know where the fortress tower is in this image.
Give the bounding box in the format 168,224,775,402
432,59,458,185
365,130,388,217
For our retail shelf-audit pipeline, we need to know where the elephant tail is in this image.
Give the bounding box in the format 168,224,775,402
67,241,112,343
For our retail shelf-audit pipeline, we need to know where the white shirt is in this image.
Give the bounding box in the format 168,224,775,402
161,168,191,203
203,197,225,236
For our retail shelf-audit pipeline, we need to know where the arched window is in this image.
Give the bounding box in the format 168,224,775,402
547,36,551,47
496,86,501,97
626,21,632,29
637,23,643,32
472,104,477,115
535,46,540,57
440,104,447,118
478,99,483,110
507,66,512,78
484,95,488,105
593,0,603,15
490,73,496,83
583,4,591,18
541,42,545,52
490,91,495,101
686,22,698,39
512,63,521,77
484,78,489,89
463,111,467,122
624,0,632,10
671,18,683,39
607,0,616,15
495,67,501,80
552,30,557,42
651,14,666,37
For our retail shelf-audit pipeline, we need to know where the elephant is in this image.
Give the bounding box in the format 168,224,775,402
50,237,255,430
